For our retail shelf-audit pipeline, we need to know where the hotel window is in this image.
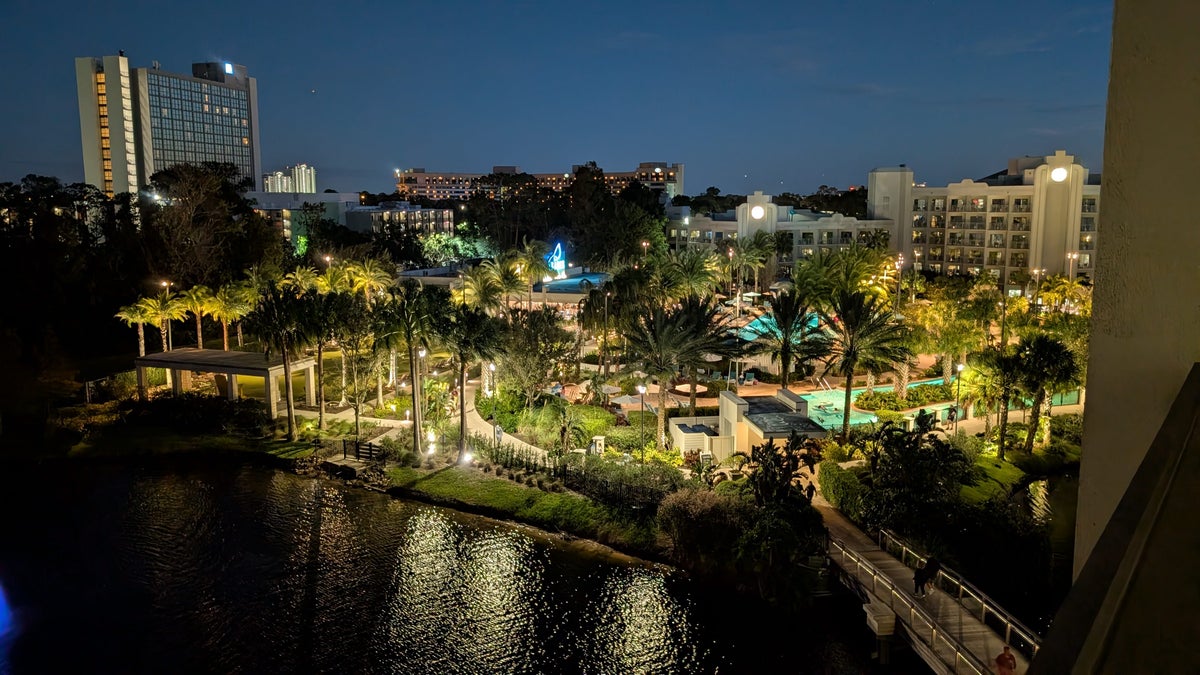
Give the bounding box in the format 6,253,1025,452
1080,217,1096,232
912,214,927,228
1082,197,1098,213
1013,197,1032,212
928,230,945,245
1079,234,1095,250
990,217,1007,230
987,251,1004,266
989,233,1006,248
913,198,928,211
931,197,946,211
949,216,964,229
990,199,1007,211
927,246,944,261
968,215,985,230
1010,217,1030,232
1009,253,1027,267
929,215,943,229
1010,234,1029,249
911,231,927,244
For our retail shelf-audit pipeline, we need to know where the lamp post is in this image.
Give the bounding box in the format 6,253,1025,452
323,254,332,268
954,363,965,432
894,253,904,313
1066,251,1079,279
603,291,610,378
727,247,734,295
487,362,496,397
641,240,649,261
1031,268,1046,312
160,280,174,350
636,384,647,461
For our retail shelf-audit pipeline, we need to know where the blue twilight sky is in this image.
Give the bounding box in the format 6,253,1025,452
0,0,1113,195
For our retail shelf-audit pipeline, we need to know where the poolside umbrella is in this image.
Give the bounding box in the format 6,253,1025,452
600,384,622,395
741,291,762,298
611,394,642,406
702,353,723,362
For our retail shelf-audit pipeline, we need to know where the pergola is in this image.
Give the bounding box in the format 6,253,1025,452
134,347,318,419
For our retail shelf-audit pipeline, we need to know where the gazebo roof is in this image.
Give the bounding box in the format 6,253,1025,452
134,347,315,377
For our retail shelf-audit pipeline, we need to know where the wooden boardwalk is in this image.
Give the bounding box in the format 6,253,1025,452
815,499,1031,674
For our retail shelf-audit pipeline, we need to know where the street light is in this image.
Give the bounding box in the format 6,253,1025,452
894,253,904,310
954,363,965,432
487,362,496,396
1066,252,1079,279
641,240,649,261
323,254,333,268
1031,268,1046,311
636,384,647,461
603,291,610,378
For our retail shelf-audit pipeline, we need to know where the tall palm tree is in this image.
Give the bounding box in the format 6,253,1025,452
314,263,354,400
432,303,504,461
298,290,355,430
377,279,445,457
515,239,553,309
209,284,252,351
178,285,213,349
973,346,1023,460
1016,334,1080,454
627,298,734,452
821,289,912,439
487,254,525,312
746,290,831,389
115,301,155,357
247,282,307,442
960,358,1004,438
138,292,187,354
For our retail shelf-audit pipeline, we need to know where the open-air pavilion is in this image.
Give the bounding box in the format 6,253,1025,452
134,348,317,419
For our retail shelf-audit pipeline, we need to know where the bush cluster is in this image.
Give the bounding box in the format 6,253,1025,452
817,460,866,523
475,387,524,432
854,383,953,411
123,393,270,436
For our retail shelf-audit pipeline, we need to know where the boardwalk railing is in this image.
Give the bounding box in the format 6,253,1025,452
879,529,1042,661
828,536,992,675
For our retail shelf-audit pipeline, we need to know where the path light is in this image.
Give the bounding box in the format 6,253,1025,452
462,452,472,464
636,384,647,462
955,363,966,432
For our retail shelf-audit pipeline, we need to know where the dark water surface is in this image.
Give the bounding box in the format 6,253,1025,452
0,458,916,674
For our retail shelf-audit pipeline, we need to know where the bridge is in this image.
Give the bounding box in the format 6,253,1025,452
817,501,1041,674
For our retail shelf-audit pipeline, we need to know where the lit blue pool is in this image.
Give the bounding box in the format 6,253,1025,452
801,377,950,429
735,314,819,342
538,273,610,294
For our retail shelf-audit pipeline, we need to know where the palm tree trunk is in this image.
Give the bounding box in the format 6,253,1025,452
780,343,792,390
842,377,853,440
376,372,384,408
457,360,468,461
159,324,168,353
221,320,230,351
236,322,244,347
1023,390,1048,454
137,324,145,357
657,385,668,451
942,354,953,383
409,343,423,457
865,371,876,395
195,314,204,349
997,387,1011,461
895,360,910,399
339,348,348,405
316,342,327,430
688,366,698,414
282,343,296,442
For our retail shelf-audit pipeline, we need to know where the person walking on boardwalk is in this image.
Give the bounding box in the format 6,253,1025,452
924,556,942,592
995,645,1017,675
913,560,927,597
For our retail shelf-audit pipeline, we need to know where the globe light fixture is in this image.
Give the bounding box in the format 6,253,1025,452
1050,167,1068,182
750,205,765,220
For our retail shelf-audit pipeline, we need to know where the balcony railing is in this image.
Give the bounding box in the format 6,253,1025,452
950,204,987,212
1012,204,1032,213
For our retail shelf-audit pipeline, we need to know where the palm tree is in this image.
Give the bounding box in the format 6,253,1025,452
115,301,155,357
664,248,720,300
377,279,445,457
282,265,320,295
973,347,1023,460
178,285,213,349
298,290,356,430
959,358,1004,438
348,259,395,306
315,263,353,295
209,284,252,351
457,264,505,314
627,298,734,452
138,292,187,354
1016,334,1080,454
746,290,831,389
821,289,912,439
247,282,307,442
515,239,553,309
487,255,525,312
1041,275,1088,313
432,304,504,461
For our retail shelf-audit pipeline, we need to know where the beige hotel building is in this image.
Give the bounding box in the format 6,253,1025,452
393,162,683,201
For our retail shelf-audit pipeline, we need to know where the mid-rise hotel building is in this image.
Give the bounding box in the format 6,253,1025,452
76,54,262,196
394,162,683,201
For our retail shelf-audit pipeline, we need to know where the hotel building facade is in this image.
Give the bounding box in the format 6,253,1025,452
263,164,316,193
76,54,262,196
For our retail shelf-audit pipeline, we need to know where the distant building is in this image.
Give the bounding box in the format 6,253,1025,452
75,53,262,197
246,193,453,245
263,163,316,193
869,150,1101,284
667,191,895,265
393,162,684,200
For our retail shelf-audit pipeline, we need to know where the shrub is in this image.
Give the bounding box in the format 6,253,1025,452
476,387,525,432
657,488,753,566
1049,413,1084,446
569,404,616,438
855,383,953,411
713,477,753,499
666,406,720,419
122,393,270,436
818,460,865,522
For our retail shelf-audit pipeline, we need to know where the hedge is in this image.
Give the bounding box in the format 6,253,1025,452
818,459,865,523
855,383,953,411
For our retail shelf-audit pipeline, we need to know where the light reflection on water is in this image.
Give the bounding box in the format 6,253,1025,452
0,460,889,674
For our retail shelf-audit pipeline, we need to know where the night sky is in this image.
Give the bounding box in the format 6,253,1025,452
0,0,1113,195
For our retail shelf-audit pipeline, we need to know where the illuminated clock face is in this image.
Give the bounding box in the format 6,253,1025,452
751,205,765,220
1050,167,1068,182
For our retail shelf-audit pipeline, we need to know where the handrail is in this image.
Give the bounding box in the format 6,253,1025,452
828,536,992,675
878,529,1042,660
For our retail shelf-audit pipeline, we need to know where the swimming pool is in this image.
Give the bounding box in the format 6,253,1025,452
800,378,950,429
537,273,610,294
734,314,819,342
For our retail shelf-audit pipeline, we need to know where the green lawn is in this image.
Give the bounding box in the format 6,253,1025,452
961,456,1026,503
70,426,314,460
387,465,659,555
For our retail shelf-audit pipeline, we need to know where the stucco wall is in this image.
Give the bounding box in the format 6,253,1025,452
1075,0,1200,577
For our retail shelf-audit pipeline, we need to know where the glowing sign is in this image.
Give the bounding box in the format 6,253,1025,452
224,62,233,75
545,242,567,279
